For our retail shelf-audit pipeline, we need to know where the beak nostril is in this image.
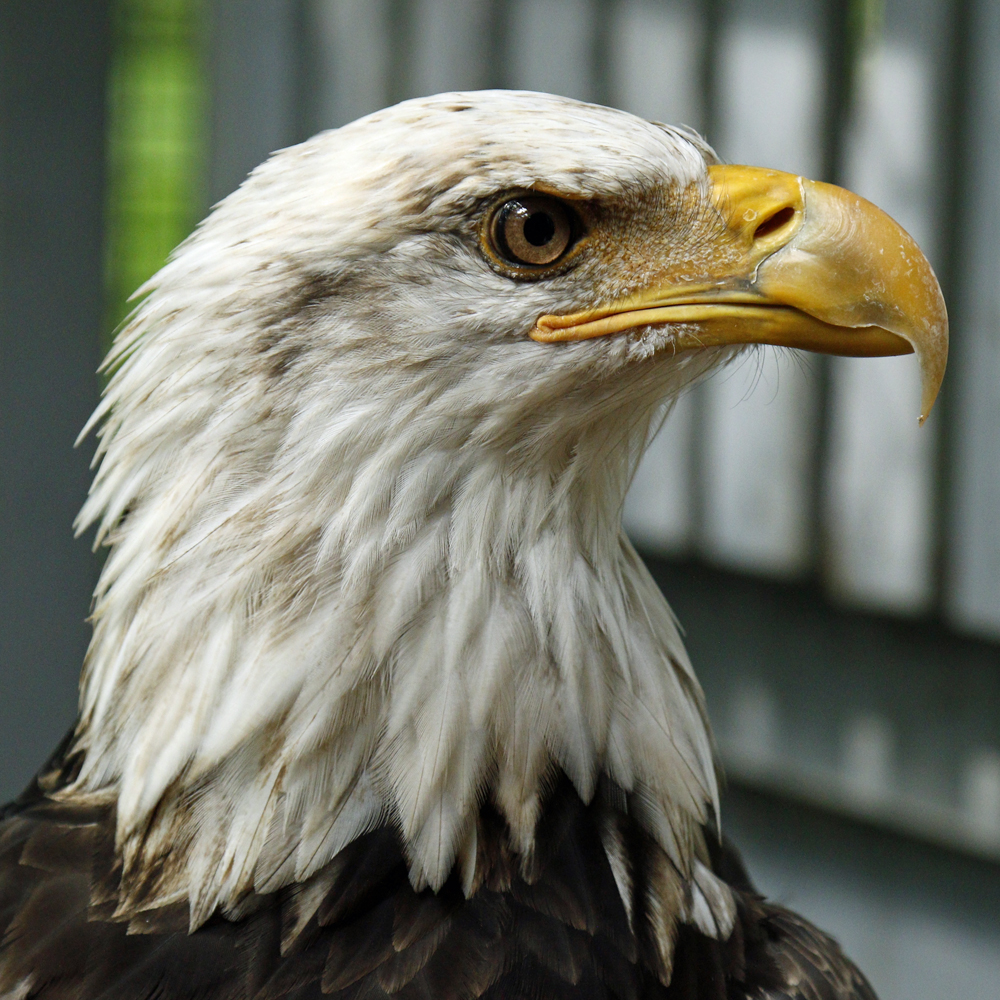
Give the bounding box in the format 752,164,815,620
753,206,796,241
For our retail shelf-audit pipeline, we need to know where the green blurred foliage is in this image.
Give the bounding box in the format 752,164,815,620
104,0,206,357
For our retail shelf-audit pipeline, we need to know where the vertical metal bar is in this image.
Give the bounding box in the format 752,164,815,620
589,0,615,108
505,0,599,101
688,0,723,552
934,0,974,615
613,0,709,555
292,0,322,142
698,0,828,578
804,0,852,576
387,0,417,103
207,0,301,204
946,0,1000,635
0,0,109,799
484,0,511,89
699,0,722,141
823,0,953,614
303,0,394,132
406,0,497,96
606,0,707,128
819,0,856,186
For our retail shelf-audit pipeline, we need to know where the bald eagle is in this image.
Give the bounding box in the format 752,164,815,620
1,92,945,1000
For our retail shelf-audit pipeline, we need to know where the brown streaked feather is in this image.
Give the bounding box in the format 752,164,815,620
321,900,396,992
391,889,456,952
756,904,879,1000
0,745,877,1000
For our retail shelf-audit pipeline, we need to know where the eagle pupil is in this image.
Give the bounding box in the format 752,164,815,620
524,211,555,247
489,195,576,271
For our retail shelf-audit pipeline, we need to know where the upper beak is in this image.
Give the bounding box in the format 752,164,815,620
531,165,948,423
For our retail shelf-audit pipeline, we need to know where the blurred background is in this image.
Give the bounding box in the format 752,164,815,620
1,0,999,996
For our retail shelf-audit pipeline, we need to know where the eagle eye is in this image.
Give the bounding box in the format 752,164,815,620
490,196,575,269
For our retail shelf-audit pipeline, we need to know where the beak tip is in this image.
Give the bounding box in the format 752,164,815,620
917,363,945,426
915,314,948,426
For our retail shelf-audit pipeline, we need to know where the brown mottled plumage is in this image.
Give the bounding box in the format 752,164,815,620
0,736,874,1000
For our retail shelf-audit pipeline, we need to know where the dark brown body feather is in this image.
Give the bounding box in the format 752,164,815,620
0,736,876,1000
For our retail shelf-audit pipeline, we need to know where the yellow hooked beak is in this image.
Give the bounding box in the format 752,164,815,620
531,165,948,423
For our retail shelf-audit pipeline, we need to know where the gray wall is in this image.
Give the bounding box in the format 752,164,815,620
0,1,108,798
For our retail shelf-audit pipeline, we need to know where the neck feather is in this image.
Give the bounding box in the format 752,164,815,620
70,312,722,933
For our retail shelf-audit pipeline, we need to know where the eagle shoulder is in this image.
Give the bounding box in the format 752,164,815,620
702,838,878,1000
0,742,876,1000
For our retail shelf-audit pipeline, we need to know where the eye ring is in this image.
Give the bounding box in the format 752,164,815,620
488,195,577,270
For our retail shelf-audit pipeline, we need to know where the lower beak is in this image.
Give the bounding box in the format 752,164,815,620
531,165,948,423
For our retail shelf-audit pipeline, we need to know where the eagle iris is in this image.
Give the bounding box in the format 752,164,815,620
492,195,573,267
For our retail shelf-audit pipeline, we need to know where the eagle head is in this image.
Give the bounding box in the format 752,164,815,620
69,91,946,931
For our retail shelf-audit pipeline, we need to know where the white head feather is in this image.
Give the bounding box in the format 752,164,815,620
71,91,737,930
